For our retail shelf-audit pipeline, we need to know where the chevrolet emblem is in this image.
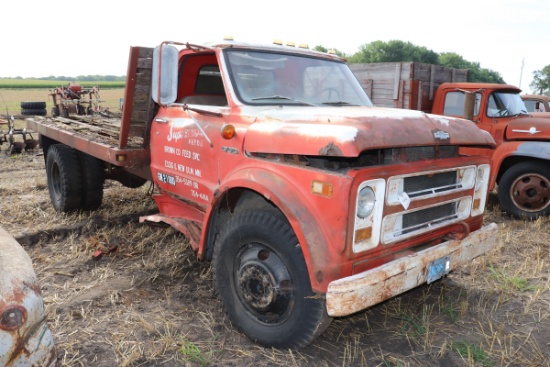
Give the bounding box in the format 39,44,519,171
434,130,450,140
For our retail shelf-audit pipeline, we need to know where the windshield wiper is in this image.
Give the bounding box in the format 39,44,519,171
512,109,530,118
322,101,354,106
251,95,316,106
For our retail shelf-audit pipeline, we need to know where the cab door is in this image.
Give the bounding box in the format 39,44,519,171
150,53,228,209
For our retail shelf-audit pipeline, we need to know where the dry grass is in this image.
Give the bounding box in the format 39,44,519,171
0,122,549,366
1,152,548,367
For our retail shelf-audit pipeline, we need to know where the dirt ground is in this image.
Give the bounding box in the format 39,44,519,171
0,126,549,367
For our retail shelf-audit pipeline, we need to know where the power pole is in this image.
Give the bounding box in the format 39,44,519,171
519,57,524,89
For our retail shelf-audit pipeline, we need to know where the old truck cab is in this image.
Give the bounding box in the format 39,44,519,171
432,83,550,219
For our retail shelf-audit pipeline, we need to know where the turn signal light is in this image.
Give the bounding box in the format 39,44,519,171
221,124,236,139
355,227,373,243
311,180,333,197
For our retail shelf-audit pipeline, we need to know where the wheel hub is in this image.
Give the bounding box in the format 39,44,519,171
511,173,550,211
239,264,275,310
236,245,293,323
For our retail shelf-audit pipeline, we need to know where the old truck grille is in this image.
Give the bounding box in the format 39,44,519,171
404,171,459,198
382,197,471,244
402,202,456,233
387,166,476,206
381,165,477,245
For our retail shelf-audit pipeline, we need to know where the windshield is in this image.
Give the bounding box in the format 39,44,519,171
224,49,373,106
486,91,528,117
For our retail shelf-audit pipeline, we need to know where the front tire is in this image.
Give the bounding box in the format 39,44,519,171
213,210,332,349
46,144,83,212
498,161,550,219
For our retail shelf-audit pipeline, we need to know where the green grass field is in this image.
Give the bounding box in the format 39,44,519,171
0,79,124,89
0,88,125,116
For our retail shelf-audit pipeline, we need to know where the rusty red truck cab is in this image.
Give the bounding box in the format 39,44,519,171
432,82,550,219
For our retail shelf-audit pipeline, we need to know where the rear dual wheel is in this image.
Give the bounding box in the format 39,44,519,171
46,144,104,212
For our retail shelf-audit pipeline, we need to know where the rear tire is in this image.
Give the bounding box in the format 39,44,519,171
78,152,104,211
213,209,332,349
498,161,550,219
46,144,83,212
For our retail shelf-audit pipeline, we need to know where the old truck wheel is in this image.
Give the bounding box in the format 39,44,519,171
498,161,550,219
46,144,83,212
213,210,332,349
78,151,104,211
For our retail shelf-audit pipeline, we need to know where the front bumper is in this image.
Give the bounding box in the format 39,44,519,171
326,222,498,317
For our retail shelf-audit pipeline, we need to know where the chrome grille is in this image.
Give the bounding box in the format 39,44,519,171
387,166,476,206
382,197,471,244
405,171,459,198
402,202,457,234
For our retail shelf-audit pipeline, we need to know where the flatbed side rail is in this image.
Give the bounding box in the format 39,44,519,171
120,46,155,149
26,116,150,167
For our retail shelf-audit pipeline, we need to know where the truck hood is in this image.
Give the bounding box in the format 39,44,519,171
243,106,495,157
505,116,550,141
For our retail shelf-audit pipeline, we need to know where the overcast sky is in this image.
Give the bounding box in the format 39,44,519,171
2,0,547,93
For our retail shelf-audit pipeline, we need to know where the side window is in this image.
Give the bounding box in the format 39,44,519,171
180,64,227,106
523,99,536,112
443,91,481,117
195,65,225,94
443,91,465,116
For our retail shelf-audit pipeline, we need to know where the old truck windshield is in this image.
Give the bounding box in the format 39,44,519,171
487,91,528,117
224,49,373,106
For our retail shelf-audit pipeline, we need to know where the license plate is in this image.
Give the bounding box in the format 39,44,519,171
427,255,451,284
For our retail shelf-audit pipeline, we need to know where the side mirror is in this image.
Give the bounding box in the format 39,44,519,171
152,44,179,105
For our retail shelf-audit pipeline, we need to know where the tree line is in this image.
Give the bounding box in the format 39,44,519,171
5,40,550,94
315,40,549,94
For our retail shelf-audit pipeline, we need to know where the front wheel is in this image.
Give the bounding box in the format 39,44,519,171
213,210,332,349
498,161,550,219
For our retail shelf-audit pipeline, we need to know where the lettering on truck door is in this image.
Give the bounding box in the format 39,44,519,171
151,53,228,206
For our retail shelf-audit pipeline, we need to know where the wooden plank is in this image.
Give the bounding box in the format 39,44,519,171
393,63,401,100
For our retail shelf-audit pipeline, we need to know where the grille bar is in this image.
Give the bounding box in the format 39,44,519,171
382,197,471,244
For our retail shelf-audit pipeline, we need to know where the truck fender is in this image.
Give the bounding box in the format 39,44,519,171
201,168,338,292
491,141,550,186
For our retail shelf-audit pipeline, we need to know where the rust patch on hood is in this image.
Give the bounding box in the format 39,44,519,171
318,141,343,156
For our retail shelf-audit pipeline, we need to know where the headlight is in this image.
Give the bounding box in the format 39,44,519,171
357,186,376,218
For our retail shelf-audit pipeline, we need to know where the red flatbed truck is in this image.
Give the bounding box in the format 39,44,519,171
27,40,498,349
